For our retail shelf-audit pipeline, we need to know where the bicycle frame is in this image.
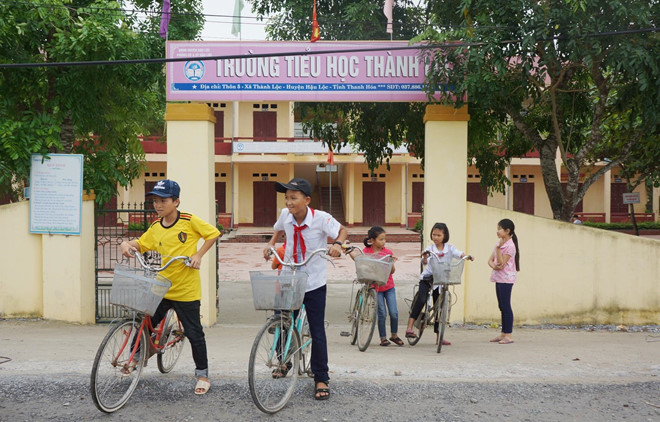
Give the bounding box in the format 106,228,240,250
266,304,310,367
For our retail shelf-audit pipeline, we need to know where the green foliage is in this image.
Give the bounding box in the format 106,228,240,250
414,218,423,232
419,0,660,221
217,223,224,232
582,221,660,231
0,0,203,204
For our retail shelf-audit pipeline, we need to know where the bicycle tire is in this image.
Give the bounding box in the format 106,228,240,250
248,316,300,414
437,291,450,354
157,308,186,373
407,292,425,346
297,308,313,377
356,288,377,352
91,319,146,413
349,289,360,345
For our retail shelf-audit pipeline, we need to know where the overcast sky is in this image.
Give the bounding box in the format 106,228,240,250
200,0,267,41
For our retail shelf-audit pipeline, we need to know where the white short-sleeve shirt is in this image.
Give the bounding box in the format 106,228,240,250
273,207,341,292
420,243,463,290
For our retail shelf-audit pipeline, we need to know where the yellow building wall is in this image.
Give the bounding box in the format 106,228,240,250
0,201,42,317
464,203,660,325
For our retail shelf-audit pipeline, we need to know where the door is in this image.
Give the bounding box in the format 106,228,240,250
253,111,277,141
467,183,488,205
610,183,628,214
214,110,224,140
144,181,157,210
513,183,534,215
215,181,226,214
412,182,424,213
253,181,277,226
362,181,385,226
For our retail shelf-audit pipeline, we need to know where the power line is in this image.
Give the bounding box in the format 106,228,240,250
0,26,657,69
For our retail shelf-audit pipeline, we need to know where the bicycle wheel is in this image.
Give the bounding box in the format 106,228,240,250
297,308,313,377
437,291,450,354
356,288,377,352
157,308,186,373
349,289,360,345
407,292,425,346
91,319,147,413
248,316,300,414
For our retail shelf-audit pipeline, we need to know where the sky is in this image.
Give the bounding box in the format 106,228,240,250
200,0,268,41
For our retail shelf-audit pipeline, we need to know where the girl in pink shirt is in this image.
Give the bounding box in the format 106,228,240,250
488,218,520,344
361,227,403,346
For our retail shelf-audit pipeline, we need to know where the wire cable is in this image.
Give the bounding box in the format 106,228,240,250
0,26,657,69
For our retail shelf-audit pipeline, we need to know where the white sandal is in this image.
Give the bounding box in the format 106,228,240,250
194,378,210,395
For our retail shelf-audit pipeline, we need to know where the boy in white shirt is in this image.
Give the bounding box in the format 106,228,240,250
263,177,348,401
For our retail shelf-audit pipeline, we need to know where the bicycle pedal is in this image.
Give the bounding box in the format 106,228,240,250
340,331,350,337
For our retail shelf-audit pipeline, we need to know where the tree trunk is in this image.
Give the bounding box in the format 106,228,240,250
60,112,75,153
536,139,565,220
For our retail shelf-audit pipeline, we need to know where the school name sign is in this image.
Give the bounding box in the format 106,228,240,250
166,41,431,102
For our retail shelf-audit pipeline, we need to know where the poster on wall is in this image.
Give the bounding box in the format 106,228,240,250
29,154,84,235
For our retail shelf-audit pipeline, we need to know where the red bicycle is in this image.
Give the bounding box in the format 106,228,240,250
90,252,189,413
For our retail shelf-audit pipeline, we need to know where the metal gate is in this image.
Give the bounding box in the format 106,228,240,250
94,202,221,323
95,203,156,322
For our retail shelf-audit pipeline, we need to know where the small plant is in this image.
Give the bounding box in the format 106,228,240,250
217,223,224,232
582,221,660,230
414,219,423,232
127,221,149,232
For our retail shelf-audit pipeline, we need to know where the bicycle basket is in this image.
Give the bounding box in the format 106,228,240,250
249,270,309,311
430,257,465,285
354,254,393,286
110,264,172,315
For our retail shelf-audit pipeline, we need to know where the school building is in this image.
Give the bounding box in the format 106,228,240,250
118,99,659,228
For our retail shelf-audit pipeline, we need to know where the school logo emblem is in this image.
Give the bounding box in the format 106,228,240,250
184,60,204,81
178,232,187,243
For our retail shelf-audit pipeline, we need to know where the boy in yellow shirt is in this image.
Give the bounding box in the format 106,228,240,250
120,179,219,395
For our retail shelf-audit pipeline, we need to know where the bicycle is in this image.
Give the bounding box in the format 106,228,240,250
345,247,393,351
405,254,471,353
247,247,331,414
90,252,190,413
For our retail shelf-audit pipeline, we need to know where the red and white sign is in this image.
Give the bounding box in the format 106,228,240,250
622,192,640,204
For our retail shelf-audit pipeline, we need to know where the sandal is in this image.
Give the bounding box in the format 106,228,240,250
389,336,404,346
194,378,210,395
380,338,391,346
272,362,292,379
405,330,417,339
314,381,330,401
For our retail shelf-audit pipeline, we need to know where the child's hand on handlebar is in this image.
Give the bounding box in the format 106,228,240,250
263,246,274,261
328,243,342,258
120,241,138,258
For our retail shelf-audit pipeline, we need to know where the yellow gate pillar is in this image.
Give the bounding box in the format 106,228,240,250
423,105,470,320
165,103,217,326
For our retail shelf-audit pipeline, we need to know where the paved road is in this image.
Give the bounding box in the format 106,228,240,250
1,319,659,421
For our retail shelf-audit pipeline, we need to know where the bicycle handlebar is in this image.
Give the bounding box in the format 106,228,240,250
425,252,473,262
268,246,330,268
131,250,191,272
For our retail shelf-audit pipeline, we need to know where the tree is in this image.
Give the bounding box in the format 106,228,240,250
250,0,429,170
421,0,660,220
0,0,203,205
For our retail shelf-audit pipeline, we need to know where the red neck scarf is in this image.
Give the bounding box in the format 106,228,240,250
293,208,314,263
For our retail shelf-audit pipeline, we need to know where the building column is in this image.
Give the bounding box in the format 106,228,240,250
165,103,217,326
346,163,355,227
604,169,611,223
400,163,407,227
653,186,660,222
423,105,469,322
42,194,96,323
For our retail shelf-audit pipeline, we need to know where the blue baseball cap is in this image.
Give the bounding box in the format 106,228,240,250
275,177,312,197
147,179,180,198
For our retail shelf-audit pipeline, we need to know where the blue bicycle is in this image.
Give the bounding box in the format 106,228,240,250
247,247,329,414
